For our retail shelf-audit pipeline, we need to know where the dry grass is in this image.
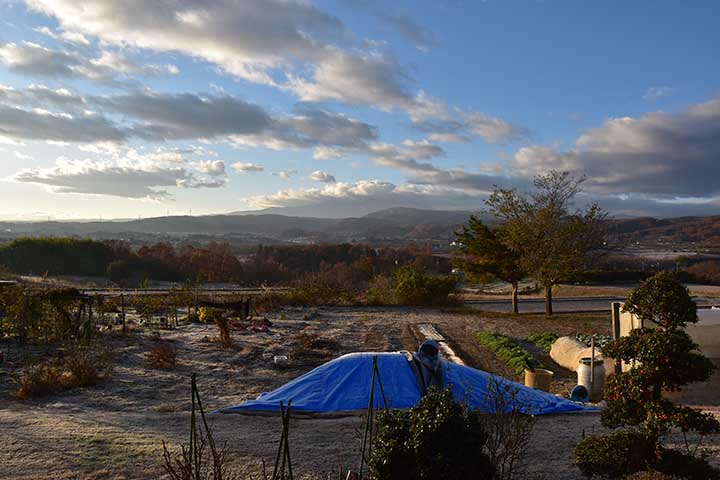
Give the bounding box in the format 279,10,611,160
289,331,340,364
16,346,112,399
145,341,178,369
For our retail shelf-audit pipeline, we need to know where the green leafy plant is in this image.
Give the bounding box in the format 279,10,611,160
476,332,542,375
575,332,613,350
367,388,496,480
525,332,558,352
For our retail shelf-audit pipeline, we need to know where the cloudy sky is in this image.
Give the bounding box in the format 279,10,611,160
1,0,719,220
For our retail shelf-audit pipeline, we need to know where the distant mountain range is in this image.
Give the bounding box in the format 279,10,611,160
1,207,719,249
0,207,483,244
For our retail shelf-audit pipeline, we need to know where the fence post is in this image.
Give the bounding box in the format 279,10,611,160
611,302,621,340
611,301,622,375
121,294,126,334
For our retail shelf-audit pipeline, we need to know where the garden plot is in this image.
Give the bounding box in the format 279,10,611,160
0,306,717,479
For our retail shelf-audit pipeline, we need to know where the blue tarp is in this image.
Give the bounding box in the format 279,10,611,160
217,352,595,415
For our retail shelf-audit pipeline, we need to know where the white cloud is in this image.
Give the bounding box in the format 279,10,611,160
242,179,487,217
27,0,346,84
313,146,346,160
13,158,215,199
410,92,525,143
229,107,377,151
0,103,127,142
511,96,720,198
273,169,297,178
310,170,336,183
231,162,264,173
25,0,521,143
643,86,673,102
376,13,436,51
0,42,177,85
0,84,86,111
287,48,414,111
12,148,228,198
190,159,225,176
96,90,272,140
35,26,90,46
13,150,32,160
0,42,78,77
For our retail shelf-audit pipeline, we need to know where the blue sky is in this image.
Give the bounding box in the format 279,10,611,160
0,0,719,220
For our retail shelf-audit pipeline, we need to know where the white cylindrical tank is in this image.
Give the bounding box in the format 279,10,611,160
577,357,606,402
550,336,616,373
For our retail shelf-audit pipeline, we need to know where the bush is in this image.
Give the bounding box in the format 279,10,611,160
368,388,496,480
575,430,657,479
15,345,112,399
480,376,536,480
476,331,542,375
15,362,67,399
601,273,719,436
392,265,457,306
64,346,112,387
214,315,233,348
525,332,558,352
285,267,359,305
654,449,720,480
366,274,395,305
146,341,178,369
576,273,720,479
107,259,131,283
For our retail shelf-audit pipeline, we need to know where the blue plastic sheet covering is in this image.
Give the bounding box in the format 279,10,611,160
217,352,595,415
444,361,594,415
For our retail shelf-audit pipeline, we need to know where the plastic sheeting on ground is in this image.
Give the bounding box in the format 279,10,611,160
216,352,596,415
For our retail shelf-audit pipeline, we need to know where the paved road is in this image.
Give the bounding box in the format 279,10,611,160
465,296,625,313
466,296,720,313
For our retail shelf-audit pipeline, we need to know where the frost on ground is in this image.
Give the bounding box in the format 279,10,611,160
0,307,717,479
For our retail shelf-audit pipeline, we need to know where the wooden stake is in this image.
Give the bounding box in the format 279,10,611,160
590,337,595,399
121,294,126,334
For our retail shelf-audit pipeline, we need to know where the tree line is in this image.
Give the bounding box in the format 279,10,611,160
0,237,448,286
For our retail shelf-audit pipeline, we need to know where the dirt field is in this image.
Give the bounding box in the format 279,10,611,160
1,307,718,479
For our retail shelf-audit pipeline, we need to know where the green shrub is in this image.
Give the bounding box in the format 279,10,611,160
392,265,457,306
476,331,541,375
654,449,720,480
368,388,496,480
576,273,720,480
575,430,657,479
601,273,719,436
525,332,558,352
